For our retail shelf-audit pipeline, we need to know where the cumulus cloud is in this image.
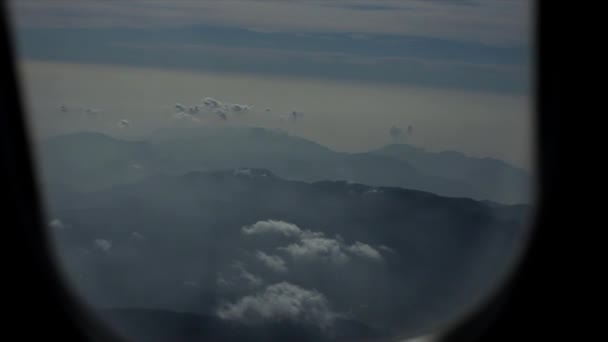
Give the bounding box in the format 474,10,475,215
202,97,222,109
217,282,338,328
202,97,253,117
242,219,383,264
215,109,228,121
280,236,351,265
242,220,304,238
175,102,186,112
187,105,200,114
346,242,383,261
227,103,253,114
118,119,130,128
255,251,287,273
48,218,66,229
173,111,193,120
94,238,112,252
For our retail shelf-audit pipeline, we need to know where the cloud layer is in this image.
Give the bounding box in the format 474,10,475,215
217,282,338,328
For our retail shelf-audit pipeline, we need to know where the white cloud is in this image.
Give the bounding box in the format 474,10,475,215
117,119,130,128
217,282,338,328
202,97,222,109
242,220,304,238
94,238,112,252
346,241,383,261
255,251,287,273
48,218,66,229
242,219,382,264
280,236,350,265
227,103,253,114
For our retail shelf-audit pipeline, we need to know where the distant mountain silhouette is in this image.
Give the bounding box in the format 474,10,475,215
370,144,530,204
39,126,530,203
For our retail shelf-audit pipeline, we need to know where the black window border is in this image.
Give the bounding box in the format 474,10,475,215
1,1,563,340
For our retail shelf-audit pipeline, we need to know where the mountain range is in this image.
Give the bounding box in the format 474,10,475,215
36,126,530,204
47,167,529,340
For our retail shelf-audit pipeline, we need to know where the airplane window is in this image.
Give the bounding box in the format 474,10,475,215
7,1,534,341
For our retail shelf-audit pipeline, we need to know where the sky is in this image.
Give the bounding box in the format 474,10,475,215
8,0,534,169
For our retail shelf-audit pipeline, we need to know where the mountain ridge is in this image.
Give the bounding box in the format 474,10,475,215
39,127,529,203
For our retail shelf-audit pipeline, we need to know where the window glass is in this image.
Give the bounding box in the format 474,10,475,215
9,1,534,341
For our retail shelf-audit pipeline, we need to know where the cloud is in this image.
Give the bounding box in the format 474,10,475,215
346,242,383,261
378,245,395,253
217,282,338,328
48,218,66,229
131,231,145,240
12,0,531,46
255,251,287,273
117,119,130,128
240,269,263,287
94,238,112,252
216,263,264,289
227,103,253,114
242,219,383,264
175,102,186,112
202,97,252,117
202,97,222,109
215,109,228,121
280,236,351,265
242,220,304,238
232,261,264,287
187,105,200,114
